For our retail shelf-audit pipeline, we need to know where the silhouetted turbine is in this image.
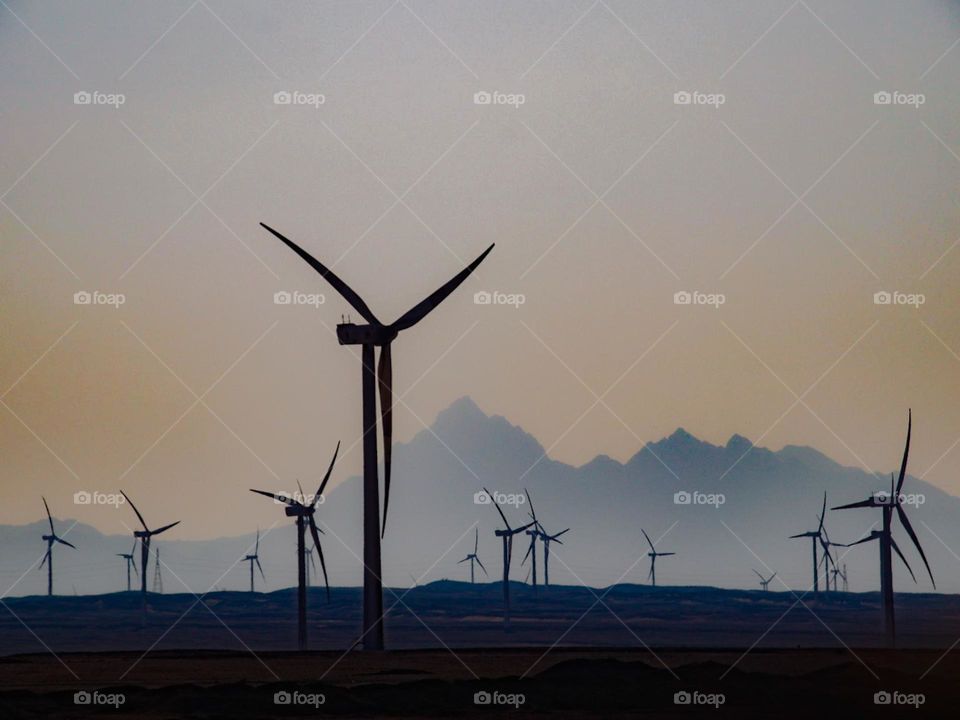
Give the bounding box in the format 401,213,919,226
244,528,265,593
457,528,487,584
39,498,76,596
117,539,138,592
641,529,675,587
120,491,179,596
261,222,492,650
250,441,338,650
485,487,534,630
833,410,933,647
752,569,776,591
788,492,828,594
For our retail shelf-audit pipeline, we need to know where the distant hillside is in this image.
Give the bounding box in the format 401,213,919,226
0,397,955,596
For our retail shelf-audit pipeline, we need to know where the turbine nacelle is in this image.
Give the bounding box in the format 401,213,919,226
336,323,397,347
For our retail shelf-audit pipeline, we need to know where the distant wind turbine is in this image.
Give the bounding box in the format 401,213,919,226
244,529,265,593
39,498,76,596
521,489,541,592
641,529,675,587
120,491,179,596
752,569,776,591
457,528,487,584
261,222,492,650
788,492,828,594
117,540,138,592
485,487,534,629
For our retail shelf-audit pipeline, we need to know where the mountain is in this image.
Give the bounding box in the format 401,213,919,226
0,397,955,596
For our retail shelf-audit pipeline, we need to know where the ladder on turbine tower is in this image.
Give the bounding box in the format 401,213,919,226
152,548,163,593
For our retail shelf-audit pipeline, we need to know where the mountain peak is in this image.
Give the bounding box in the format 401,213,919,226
726,434,753,453
434,396,485,426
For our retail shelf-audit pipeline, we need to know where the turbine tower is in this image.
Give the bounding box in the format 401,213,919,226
538,525,569,587
641,529,675,587
833,410,934,647
261,222,492,650
752,569,776,591
117,540,138,592
251,441,338,650
244,529,265,593
520,489,541,592
484,487,534,629
121,491,180,596
457,528,487,584
788,492,828,594
39,498,76,596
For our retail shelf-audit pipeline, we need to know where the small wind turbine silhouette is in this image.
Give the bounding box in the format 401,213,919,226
244,529,265,593
117,540,138,592
120,491,179,596
537,524,569,587
520,489,542,591
261,222,492,650
457,528,487,584
484,488,534,629
833,410,933,647
641,529,675,587
788,492,828,594
752,569,776,591
250,442,338,650
39,498,76,596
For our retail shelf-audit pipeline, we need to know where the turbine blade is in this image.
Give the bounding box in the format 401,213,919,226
552,529,570,539
474,527,478,555
521,540,533,566
660,552,676,557
896,504,935,587
39,551,49,569
752,569,765,581
769,573,777,583
255,528,260,555
378,343,393,538
255,556,265,581
524,488,536,522
54,536,76,550
831,499,874,510
641,528,655,552
818,492,826,533
845,533,880,547
120,490,149,531
390,244,494,332
485,487,511,530
309,517,330,601
314,441,341,503
896,409,912,496
260,223,380,325
42,497,54,534
890,537,918,584
457,556,470,564
476,556,488,575
250,489,298,506
151,521,180,536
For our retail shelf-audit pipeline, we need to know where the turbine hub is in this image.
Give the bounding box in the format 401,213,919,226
336,323,397,347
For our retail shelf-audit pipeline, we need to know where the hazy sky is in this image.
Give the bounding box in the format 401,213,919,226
2,0,959,540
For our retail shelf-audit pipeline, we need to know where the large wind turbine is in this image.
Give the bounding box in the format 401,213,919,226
833,411,934,647
250,442,338,650
117,540,138,592
244,529,265,593
457,528,487,584
520,489,541,592
538,525,569,587
39,498,76,596
788,492,828,594
261,223,492,650
485,488,534,629
120,491,179,595
641,529,675,587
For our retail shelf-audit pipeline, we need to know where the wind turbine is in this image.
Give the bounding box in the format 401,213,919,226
304,544,316,587
484,487,534,629
117,540,138,592
244,529,265,593
788,492,828,594
250,442,338,650
457,528,487,584
818,525,844,592
833,410,934,647
120,491,180,595
641,529,675,587
520,489,541,592
261,222,492,650
538,525,569,587
38,498,76,596
752,569,776,591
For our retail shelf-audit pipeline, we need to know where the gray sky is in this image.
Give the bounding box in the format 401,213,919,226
1,0,960,539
